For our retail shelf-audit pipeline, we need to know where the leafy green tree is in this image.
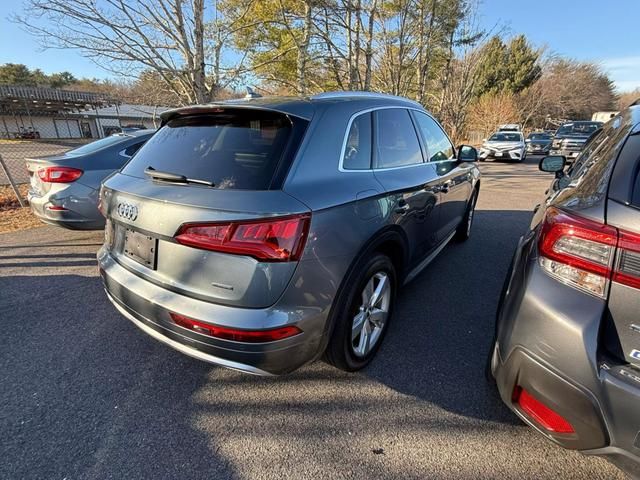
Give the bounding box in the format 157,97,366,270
474,35,540,97
0,63,35,85
0,63,77,87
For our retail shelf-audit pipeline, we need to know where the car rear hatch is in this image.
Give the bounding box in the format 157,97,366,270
101,107,310,309
605,201,640,370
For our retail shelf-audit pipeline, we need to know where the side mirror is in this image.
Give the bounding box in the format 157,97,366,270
539,155,566,176
458,145,478,162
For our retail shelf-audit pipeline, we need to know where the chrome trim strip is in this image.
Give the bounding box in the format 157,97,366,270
106,291,275,376
337,106,456,173
403,231,456,285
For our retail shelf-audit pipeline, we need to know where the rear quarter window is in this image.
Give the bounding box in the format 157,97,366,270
121,109,303,190
556,117,631,209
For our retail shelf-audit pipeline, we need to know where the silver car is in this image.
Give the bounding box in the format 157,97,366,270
491,107,640,476
479,131,526,162
98,92,481,375
27,130,154,230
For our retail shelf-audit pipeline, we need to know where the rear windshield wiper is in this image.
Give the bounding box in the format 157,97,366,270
144,166,215,187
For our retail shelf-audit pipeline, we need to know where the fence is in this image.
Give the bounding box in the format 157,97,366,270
0,108,166,194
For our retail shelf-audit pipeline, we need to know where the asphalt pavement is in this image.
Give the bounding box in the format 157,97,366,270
0,155,628,479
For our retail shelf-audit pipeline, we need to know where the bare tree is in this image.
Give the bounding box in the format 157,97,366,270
14,0,250,104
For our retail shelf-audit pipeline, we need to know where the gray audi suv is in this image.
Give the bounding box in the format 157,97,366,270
27,130,154,230
491,107,640,477
97,92,480,375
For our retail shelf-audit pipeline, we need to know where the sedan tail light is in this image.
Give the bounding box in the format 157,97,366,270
175,213,310,262
538,207,640,297
37,166,83,183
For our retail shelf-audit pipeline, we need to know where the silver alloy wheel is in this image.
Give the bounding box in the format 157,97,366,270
351,271,391,358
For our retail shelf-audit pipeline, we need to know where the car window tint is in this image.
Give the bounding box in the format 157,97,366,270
343,113,372,170
121,110,303,190
557,116,631,207
67,134,132,156
123,141,145,157
412,111,455,162
374,109,423,168
632,155,640,208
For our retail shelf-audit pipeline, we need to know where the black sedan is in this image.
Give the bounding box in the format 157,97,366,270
525,132,553,155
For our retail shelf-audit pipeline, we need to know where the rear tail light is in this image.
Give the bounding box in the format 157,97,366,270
613,230,640,290
539,208,617,297
170,312,302,343
539,208,640,296
37,167,83,183
175,213,310,262
512,386,575,434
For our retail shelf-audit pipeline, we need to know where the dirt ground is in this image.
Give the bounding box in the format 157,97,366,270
0,184,41,234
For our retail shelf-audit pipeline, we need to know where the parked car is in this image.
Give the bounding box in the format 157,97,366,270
549,120,603,161
490,105,640,477
479,131,526,162
97,92,481,375
26,130,154,230
525,132,553,156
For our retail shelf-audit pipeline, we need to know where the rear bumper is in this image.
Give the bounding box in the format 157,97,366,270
493,236,640,476
28,187,104,230
97,247,326,375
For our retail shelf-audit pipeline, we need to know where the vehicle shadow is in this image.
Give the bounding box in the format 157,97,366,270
0,274,238,479
363,209,535,424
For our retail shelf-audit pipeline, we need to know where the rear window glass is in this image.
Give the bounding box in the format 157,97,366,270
121,110,298,190
67,134,132,156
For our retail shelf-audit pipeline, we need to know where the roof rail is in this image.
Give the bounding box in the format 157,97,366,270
310,91,421,106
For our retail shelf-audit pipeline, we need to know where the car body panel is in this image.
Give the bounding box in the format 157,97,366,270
98,93,480,375
26,130,154,230
493,106,640,476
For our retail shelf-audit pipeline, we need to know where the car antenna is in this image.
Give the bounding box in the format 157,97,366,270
244,86,262,99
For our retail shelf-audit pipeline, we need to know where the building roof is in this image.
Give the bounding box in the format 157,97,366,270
0,85,114,115
76,104,172,119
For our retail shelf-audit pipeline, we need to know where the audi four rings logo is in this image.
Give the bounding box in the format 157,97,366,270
116,202,139,221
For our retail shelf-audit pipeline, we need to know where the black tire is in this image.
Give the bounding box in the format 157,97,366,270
479,157,486,162
454,188,478,241
324,253,397,372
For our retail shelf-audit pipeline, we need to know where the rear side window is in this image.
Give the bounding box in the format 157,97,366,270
342,113,372,170
374,109,423,168
412,112,455,162
121,110,300,190
122,141,145,157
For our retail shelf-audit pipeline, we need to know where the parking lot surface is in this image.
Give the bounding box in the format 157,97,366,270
0,156,627,479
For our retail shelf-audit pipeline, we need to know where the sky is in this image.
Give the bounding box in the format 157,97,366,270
0,1,639,92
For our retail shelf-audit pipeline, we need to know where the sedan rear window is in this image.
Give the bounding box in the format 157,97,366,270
121,110,301,190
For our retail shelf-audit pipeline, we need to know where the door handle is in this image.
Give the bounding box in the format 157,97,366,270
440,180,453,194
394,200,410,214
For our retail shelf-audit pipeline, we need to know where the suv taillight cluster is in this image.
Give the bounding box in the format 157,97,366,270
174,213,311,262
539,207,640,298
